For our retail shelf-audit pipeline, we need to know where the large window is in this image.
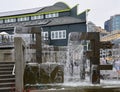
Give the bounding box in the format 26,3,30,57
31,15,44,20
51,30,66,40
17,16,29,22
4,18,16,23
45,13,59,18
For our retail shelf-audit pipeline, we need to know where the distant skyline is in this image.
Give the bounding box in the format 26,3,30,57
0,0,120,28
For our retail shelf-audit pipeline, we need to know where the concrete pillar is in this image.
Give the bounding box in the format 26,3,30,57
90,33,100,84
30,27,42,64
14,37,25,92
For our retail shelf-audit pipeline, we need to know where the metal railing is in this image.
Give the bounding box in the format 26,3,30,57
12,64,15,75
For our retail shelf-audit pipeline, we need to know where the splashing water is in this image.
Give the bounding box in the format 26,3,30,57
14,28,120,89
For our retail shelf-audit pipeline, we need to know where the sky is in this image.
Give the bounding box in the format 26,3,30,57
0,0,120,28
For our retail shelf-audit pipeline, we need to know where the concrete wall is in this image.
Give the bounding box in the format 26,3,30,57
0,49,14,62
14,37,25,92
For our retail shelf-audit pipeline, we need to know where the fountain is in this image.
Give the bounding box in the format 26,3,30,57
14,26,120,92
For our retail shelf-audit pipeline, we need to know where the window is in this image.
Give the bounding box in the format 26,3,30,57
42,32,48,40
59,31,62,38
63,31,66,38
17,16,29,22
45,13,59,18
31,15,44,20
55,32,58,38
0,20,3,24
51,30,66,39
4,18,16,23
4,19,9,23
51,32,54,39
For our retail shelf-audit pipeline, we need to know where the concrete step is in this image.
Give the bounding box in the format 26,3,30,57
0,62,15,92
0,82,15,87
0,64,14,67
0,78,15,83
0,71,12,75
0,67,13,71
0,74,15,78
0,62,15,64
0,87,15,92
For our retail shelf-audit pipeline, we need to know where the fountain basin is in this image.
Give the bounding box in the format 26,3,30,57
24,80,120,92
26,85,120,92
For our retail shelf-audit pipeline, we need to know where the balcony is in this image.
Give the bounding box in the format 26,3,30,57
0,42,14,49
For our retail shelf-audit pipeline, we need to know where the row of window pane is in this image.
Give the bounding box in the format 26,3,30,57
18,16,29,22
45,13,59,18
51,30,66,39
4,18,16,23
0,30,66,43
31,15,44,20
42,30,66,40
0,13,59,24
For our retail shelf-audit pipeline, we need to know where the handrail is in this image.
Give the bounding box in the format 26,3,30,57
12,64,15,75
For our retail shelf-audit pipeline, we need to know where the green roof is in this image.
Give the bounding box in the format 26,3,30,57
0,2,70,19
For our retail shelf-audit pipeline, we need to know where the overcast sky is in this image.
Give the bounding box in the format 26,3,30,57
0,0,120,28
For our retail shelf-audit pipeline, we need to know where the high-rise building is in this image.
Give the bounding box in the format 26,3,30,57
104,14,120,32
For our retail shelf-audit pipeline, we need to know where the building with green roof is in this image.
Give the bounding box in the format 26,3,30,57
0,2,88,46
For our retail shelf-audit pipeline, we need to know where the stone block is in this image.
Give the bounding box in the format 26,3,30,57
24,63,64,85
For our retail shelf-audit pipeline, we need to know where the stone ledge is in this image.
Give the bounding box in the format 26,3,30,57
29,87,120,92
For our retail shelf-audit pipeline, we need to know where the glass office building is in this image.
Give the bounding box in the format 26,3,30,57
104,14,120,32
105,15,120,32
